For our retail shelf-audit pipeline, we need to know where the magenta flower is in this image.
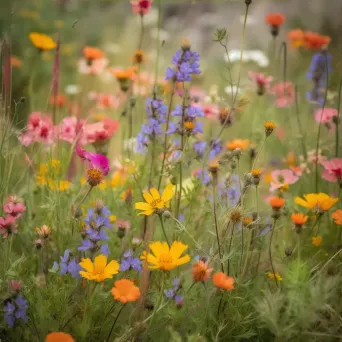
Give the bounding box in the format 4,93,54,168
3,195,26,218
248,71,273,95
131,0,152,15
322,158,342,182
0,216,18,239
76,146,110,186
270,169,300,191
270,82,295,108
314,107,338,124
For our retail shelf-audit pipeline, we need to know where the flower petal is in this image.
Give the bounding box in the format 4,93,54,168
161,184,175,202
135,202,152,211
138,209,154,216
150,188,161,200
104,260,120,276
175,254,190,266
143,191,154,204
170,241,188,260
79,258,94,273
294,196,310,208
149,241,168,258
94,254,107,272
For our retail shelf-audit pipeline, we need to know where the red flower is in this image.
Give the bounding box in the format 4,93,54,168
265,13,285,27
131,0,152,15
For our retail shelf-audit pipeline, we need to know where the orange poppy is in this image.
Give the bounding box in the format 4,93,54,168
287,29,305,48
213,272,235,290
332,209,342,225
83,46,105,60
265,13,285,27
226,139,250,151
46,332,75,342
269,196,285,209
111,279,141,303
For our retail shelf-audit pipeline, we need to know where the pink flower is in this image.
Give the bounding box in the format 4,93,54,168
322,158,342,182
270,169,300,191
202,104,220,119
19,112,54,146
270,82,295,108
8,280,22,292
116,219,130,230
314,107,338,123
307,149,327,164
4,195,26,218
248,71,273,95
78,57,109,75
58,116,87,145
88,92,122,109
83,117,119,145
131,0,152,15
0,215,18,239
190,87,207,105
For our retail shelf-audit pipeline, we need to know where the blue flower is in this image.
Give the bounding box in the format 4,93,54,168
4,296,28,327
175,295,184,305
67,259,82,278
193,141,207,158
4,302,16,327
101,244,110,256
209,139,222,161
120,249,142,272
194,169,211,185
172,278,180,288
164,288,175,299
166,122,178,135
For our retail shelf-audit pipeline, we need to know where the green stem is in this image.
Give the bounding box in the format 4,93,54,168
269,219,279,288
227,224,235,275
336,77,342,157
159,214,170,247
106,305,125,342
154,0,162,85
294,84,307,158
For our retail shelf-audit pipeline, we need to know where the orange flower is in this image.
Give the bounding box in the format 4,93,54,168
226,139,250,151
46,332,75,342
265,13,285,27
269,196,285,209
304,32,331,50
287,29,305,48
192,260,213,282
291,213,308,226
213,272,235,290
11,56,22,68
111,279,141,303
109,66,137,81
83,46,105,60
312,236,322,247
133,50,144,64
332,209,342,225
49,94,67,107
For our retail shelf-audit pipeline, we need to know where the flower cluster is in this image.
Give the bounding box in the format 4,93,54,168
4,295,28,327
164,278,184,306
53,250,82,278
120,250,142,272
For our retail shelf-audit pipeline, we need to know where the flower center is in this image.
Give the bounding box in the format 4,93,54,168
150,198,163,208
158,253,173,270
87,168,104,186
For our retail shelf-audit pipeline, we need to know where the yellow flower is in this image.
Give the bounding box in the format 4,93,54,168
50,159,61,171
29,32,56,51
110,215,117,223
135,184,175,216
267,272,282,281
109,171,126,188
295,193,338,212
312,236,322,247
79,255,120,282
98,179,107,190
140,241,190,271
48,179,70,192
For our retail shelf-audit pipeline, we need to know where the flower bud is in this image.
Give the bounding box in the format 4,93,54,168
285,247,293,257
163,210,171,219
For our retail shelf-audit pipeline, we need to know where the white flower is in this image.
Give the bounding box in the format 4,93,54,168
224,49,269,68
124,138,137,152
224,85,241,95
65,84,80,95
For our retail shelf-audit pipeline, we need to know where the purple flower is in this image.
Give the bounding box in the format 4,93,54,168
136,132,149,153
101,244,110,256
172,278,180,288
175,295,184,305
209,139,222,161
78,239,94,251
4,302,15,327
4,296,28,327
192,121,203,134
166,122,178,135
67,259,82,278
120,250,142,272
164,288,175,299
194,169,211,185
193,141,207,158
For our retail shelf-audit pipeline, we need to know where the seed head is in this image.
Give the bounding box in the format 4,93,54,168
230,208,243,223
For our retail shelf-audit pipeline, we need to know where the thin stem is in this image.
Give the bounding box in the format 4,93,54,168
72,185,93,235
106,305,125,342
159,214,170,247
154,0,162,85
314,51,329,192
294,84,307,158
138,14,144,51
212,178,224,273
269,219,279,288
227,224,235,275
336,77,342,157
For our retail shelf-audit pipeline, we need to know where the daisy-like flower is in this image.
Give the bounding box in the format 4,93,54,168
109,66,136,92
135,184,175,216
332,210,342,225
269,196,286,209
295,193,338,212
192,259,213,282
226,139,250,151
111,279,141,303
29,32,56,51
140,241,190,271
83,46,105,63
79,254,119,282
46,332,75,342
291,213,308,226
304,31,331,50
264,121,276,137
213,272,235,290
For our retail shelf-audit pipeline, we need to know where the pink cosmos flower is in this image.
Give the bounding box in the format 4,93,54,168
322,158,342,182
314,107,338,123
4,195,26,218
0,215,18,239
248,71,273,95
131,0,152,15
270,82,295,108
88,92,122,109
83,117,120,145
78,57,109,75
202,104,220,119
270,169,300,191
19,112,54,146
58,116,87,145
307,149,327,165
190,87,207,105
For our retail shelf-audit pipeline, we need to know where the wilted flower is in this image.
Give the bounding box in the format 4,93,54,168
192,260,213,282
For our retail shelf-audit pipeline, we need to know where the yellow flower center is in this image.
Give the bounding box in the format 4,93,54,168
150,198,163,209
158,253,173,269
184,121,195,130
87,168,104,186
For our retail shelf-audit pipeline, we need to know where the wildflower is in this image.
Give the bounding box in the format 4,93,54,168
270,82,295,108
267,272,282,281
3,195,26,218
314,108,338,124
49,94,67,107
120,250,142,272
29,32,56,51
307,51,332,105
135,184,174,216
140,241,190,270
53,250,82,278
213,272,235,290
321,158,342,183
79,56,109,75
8,280,22,293
111,279,141,303
83,46,105,64
226,139,250,151
295,193,338,212
265,13,285,37
193,141,207,159
133,50,144,64
269,196,285,209
243,217,253,227
304,31,331,50
218,107,232,126
287,29,305,48
291,213,308,233
76,146,110,187
230,208,243,223
270,169,299,192
165,45,200,82
79,254,120,282
312,236,322,247
0,216,18,239
109,66,136,92
11,56,22,68
248,72,272,95
192,168,211,185
131,0,152,15
332,210,342,225
35,225,51,239
46,332,75,342
264,121,276,137
4,295,28,327
192,259,213,282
